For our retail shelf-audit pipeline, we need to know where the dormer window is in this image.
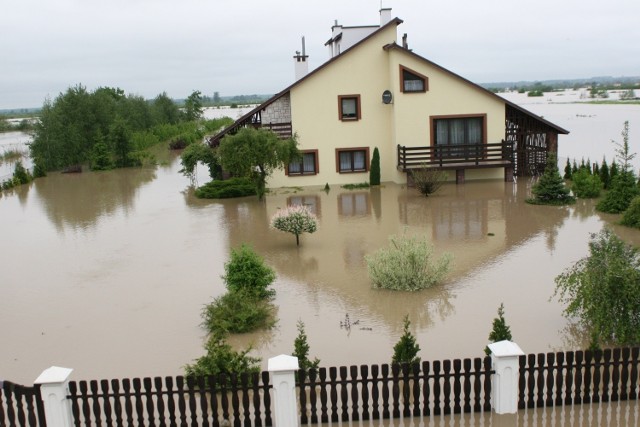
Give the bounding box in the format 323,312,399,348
400,66,428,93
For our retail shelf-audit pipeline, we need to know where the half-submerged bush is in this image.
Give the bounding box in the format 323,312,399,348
410,167,447,197
571,169,603,198
365,232,452,291
526,154,575,205
195,177,256,199
184,330,261,378
202,290,275,334
621,196,640,228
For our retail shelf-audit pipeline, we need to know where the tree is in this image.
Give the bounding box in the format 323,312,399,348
222,244,276,300
213,91,221,104
392,315,421,366
292,320,320,374
563,158,573,180
110,118,134,167
217,127,299,200
182,90,204,122
554,228,640,346
484,303,513,355
152,92,180,125
270,205,318,246
526,153,575,205
597,121,638,213
571,169,602,198
179,142,221,182
600,157,611,189
365,231,452,291
621,196,640,229
369,147,381,186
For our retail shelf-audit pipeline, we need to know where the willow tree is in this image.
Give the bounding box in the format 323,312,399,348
217,127,299,200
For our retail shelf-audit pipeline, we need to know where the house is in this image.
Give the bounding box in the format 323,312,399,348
210,9,569,187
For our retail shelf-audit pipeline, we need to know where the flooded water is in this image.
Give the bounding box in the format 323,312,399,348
1,98,640,386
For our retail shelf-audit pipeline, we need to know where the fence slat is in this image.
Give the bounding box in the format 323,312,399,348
611,348,621,401
574,351,584,405
339,366,349,422
350,366,360,421
620,348,630,401
360,365,370,421
554,352,564,406
319,368,329,423
422,361,431,416
545,353,555,407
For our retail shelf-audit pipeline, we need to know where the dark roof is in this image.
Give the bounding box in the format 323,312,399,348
211,17,568,143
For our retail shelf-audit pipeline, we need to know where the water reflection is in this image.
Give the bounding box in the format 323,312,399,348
33,168,156,231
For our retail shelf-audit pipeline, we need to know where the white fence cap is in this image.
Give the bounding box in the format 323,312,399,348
268,354,299,372
488,340,525,357
34,366,73,384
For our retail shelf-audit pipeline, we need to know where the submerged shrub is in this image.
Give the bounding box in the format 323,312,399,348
202,290,275,334
12,161,32,185
596,172,639,213
223,244,276,300
195,177,256,199
365,232,452,291
621,196,640,229
571,169,602,198
527,154,575,205
184,330,261,378
410,167,447,197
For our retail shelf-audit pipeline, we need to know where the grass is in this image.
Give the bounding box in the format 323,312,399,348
0,148,27,164
341,182,370,190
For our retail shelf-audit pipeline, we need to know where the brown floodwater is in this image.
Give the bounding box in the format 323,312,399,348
2,142,640,387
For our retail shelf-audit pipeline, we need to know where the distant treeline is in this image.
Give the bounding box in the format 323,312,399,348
482,76,640,93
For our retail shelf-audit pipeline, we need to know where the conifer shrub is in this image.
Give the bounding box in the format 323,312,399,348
365,232,452,291
563,158,573,180
526,154,575,205
596,172,639,213
369,147,381,186
392,315,421,367
571,169,603,198
484,303,513,355
292,320,320,375
195,177,256,199
621,196,640,228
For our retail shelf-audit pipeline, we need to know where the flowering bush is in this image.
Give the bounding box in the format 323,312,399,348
271,205,318,246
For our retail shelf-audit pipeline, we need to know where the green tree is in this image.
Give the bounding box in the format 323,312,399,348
369,147,381,185
526,154,575,205
292,320,320,374
600,158,611,189
554,228,640,346
392,315,421,366
110,118,134,167
152,92,180,125
213,91,221,104
90,131,113,171
179,142,221,182
621,196,640,229
222,244,276,300
270,205,318,246
597,122,638,213
217,127,299,200
484,303,513,355
563,158,573,180
183,90,204,122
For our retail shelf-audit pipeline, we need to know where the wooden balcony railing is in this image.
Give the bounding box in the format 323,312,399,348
397,140,514,171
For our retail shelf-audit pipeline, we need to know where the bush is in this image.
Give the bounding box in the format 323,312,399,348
484,303,513,355
184,330,261,378
392,315,421,366
202,290,275,334
195,178,256,199
410,168,447,196
571,169,602,198
271,205,318,246
90,141,114,171
12,161,32,185
527,154,575,205
621,196,640,228
365,232,452,291
596,172,639,213
223,244,276,300
554,228,640,345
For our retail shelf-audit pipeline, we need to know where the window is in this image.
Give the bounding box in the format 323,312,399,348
400,66,428,93
287,150,318,176
431,115,485,158
336,147,369,173
338,95,361,121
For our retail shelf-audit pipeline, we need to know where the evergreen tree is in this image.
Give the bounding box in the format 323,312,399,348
610,161,619,182
593,161,600,177
369,147,381,186
527,153,575,205
292,320,320,375
600,158,610,189
597,122,638,213
563,158,573,180
572,160,578,175
485,303,513,355
392,315,421,367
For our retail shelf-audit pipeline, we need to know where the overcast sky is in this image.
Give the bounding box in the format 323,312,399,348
1,0,638,110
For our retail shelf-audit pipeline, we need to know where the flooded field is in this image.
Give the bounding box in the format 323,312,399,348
1,98,639,385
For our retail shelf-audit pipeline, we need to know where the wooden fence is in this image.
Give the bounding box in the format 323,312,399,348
2,348,640,426
519,348,640,409
0,380,46,427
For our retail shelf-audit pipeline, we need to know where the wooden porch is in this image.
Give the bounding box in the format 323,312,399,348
397,141,514,183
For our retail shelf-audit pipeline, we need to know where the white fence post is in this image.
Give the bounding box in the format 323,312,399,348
268,354,299,427
487,340,524,414
34,366,74,427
